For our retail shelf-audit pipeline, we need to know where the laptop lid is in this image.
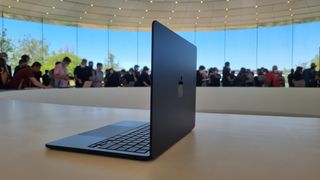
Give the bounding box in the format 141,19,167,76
150,21,197,159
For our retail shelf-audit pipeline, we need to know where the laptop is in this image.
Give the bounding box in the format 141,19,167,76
46,21,197,161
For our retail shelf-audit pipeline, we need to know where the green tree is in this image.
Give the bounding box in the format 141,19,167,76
11,35,49,66
105,52,121,70
42,52,82,75
311,54,319,71
0,28,14,53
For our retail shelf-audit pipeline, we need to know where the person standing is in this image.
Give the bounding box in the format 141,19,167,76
0,52,12,79
196,65,206,86
265,65,282,87
0,57,9,89
74,59,92,87
14,54,30,76
54,57,71,88
42,70,51,86
222,61,232,87
104,68,120,87
303,63,317,87
135,66,151,87
92,63,104,88
287,68,295,87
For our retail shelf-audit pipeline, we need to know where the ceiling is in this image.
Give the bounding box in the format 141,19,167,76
1,0,320,31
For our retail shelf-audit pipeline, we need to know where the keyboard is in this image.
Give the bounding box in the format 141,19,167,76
88,124,150,154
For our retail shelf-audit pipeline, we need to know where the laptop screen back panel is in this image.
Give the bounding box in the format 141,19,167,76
150,21,197,159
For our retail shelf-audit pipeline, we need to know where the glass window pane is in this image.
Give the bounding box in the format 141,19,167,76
258,25,292,71
109,30,137,70
138,31,151,69
78,27,107,67
197,31,225,70
4,18,42,65
293,22,320,71
226,28,257,71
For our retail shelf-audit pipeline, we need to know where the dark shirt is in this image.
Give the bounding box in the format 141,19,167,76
105,72,120,87
293,72,303,81
196,71,203,87
34,71,42,82
125,74,135,83
8,67,34,89
42,74,51,86
303,68,316,87
0,74,5,89
135,72,151,87
14,65,27,76
208,74,221,87
74,66,92,87
222,67,231,87
7,65,12,79
287,73,294,87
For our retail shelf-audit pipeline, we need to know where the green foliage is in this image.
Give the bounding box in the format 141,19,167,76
104,52,121,70
11,35,49,66
0,29,14,53
311,54,319,71
42,52,82,75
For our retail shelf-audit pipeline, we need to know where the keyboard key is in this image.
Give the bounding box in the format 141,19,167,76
136,149,148,154
107,144,123,150
98,142,116,149
127,147,139,152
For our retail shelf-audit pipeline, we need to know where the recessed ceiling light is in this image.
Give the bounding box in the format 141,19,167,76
291,14,294,17
169,17,172,20
196,17,199,19
200,1,203,3
255,5,258,8
16,0,19,2
8,5,11,8
79,17,83,19
46,12,49,15
52,6,55,9
289,8,292,11
145,9,148,12
90,4,94,7
84,11,87,14
110,20,113,23
287,1,290,3
114,14,117,17
142,16,144,19
226,0,230,2
60,0,63,2
195,22,198,25
139,22,142,24
150,0,153,3
226,8,229,11
175,1,178,4
119,7,122,10
198,10,201,13
225,15,228,18
171,10,175,13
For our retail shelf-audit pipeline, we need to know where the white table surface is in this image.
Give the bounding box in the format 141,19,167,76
0,99,320,180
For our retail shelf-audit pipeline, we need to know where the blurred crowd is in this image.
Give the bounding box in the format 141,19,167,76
196,62,320,87
1,52,319,90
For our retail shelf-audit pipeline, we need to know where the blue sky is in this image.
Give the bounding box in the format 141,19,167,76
2,17,320,71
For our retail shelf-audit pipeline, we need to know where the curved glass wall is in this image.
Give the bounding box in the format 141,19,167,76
1,13,320,81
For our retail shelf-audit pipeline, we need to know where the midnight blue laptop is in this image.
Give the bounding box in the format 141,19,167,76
46,21,197,160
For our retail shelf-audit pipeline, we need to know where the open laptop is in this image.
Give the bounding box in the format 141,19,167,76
46,21,197,161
